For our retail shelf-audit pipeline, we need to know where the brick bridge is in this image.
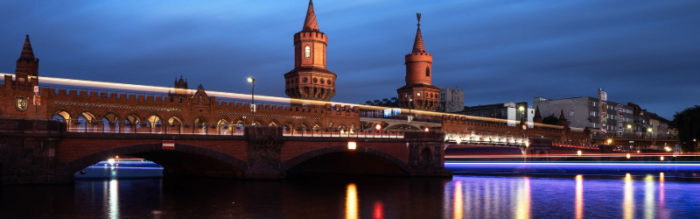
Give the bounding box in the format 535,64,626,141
0,119,450,184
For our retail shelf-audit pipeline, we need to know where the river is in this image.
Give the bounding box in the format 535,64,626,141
2,163,699,218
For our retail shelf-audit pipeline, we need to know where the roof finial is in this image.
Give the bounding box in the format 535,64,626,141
411,13,426,54
416,13,421,27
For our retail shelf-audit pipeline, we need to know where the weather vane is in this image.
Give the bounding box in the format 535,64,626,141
416,13,421,27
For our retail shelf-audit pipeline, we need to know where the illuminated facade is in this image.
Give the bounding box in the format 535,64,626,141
397,13,441,111
284,0,337,101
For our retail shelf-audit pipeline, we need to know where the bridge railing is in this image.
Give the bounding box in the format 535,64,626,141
64,126,407,139
282,130,405,139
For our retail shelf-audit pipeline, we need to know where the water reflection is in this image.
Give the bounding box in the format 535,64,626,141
575,175,583,219
108,179,119,219
623,173,634,219
515,177,531,219
372,201,384,219
644,174,655,219
3,174,700,218
453,181,463,219
345,183,358,219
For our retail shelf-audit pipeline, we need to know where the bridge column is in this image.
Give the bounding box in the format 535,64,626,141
405,131,452,177
244,126,284,179
0,119,72,184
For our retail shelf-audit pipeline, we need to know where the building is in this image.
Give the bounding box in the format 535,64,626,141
284,1,337,101
438,88,464,113
460,102,534,127
397,13,440,111
534,89,672,138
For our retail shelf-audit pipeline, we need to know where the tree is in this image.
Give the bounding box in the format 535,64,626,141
673,105,700,152
542,114,559,125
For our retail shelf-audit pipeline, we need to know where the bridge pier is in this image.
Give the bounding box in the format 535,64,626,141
244,127,285,179
0,119,72,184
405,132,452,177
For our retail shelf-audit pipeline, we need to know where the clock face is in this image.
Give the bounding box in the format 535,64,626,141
15,97,28,112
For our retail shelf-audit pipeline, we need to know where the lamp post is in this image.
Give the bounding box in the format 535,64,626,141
247,76,255,126
407,97,413,123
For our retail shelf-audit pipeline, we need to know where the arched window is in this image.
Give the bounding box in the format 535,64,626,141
304,46,311,58
425,67,430,77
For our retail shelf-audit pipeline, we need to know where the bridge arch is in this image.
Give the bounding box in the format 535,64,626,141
52,110,71,128
216,118,230,135
145,114,163,134
67,143,246,178
166,116,183,134
283,145,410,176
193,117,208,134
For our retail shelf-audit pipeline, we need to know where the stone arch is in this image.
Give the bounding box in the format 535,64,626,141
76,111,97,132
52,110,72,129
166,116,184,134
123,113,142,133
282,122,293,132
193,117,208,134
283,145,410,175
146,114,164,134
295,123,308,131
101,112,120,133
268,120,280,127
66,143,247,178
216,118,230,135
230,119,244,131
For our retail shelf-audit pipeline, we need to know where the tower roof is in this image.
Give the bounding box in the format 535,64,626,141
19,34,36,61
302,0,319,32
412,13,426,53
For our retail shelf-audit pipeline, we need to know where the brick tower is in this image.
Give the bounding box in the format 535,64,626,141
284,0,337,101
14,34,39,89
397,13,440,111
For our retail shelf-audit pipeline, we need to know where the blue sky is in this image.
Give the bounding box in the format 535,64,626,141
1,0,699,119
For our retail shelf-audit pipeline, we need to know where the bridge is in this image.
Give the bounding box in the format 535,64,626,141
0,33,673,184
0,118,449,184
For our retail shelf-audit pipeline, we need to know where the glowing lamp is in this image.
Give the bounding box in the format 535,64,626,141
424,127,429,132
660,156,665,161
375,124,381,131
347,141,357,150
107,158,115,165
626,153,631,159
577,150,582,156
664,146,672,152
606,138,613,145
246,77,255,83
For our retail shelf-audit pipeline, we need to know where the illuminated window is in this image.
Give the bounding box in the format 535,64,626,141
425,67,430,77
304,46,311,58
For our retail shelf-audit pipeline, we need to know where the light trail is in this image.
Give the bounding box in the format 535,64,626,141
0,73,567,129
446,152,697,159
445,161,700,167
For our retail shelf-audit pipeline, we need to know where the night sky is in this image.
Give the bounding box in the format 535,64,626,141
1,0,699,119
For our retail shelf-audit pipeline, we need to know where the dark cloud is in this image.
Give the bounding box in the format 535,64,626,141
1,0,699,119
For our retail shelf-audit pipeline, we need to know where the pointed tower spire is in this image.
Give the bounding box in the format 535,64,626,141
302,0,319,32
412,13,425,54
533,106,543,123
19,34,35,61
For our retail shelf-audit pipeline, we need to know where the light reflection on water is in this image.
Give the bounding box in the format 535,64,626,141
2,174,700,218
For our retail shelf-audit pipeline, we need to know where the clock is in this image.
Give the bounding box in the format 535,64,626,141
15,97,28,112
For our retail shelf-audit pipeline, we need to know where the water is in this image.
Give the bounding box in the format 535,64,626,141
2,168,700,218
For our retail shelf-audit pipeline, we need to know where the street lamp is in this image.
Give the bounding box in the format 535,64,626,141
247,76,255,126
